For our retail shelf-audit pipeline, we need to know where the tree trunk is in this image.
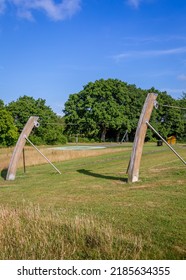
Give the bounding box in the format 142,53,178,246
116,131,120,142
101,127,107,142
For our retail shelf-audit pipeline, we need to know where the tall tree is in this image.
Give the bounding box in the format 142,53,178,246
64,79,146,141
149,91,185,140
0,99,4,108
178,92,186,141
6,95,66,145
0,109,18,146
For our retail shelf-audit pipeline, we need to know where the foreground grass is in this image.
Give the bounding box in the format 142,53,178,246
0,205,144,260
0,143,186,259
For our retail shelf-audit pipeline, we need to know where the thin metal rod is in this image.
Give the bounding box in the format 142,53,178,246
24,136,62,174
146,121,186,165
161,104,186,110
41,123,65,126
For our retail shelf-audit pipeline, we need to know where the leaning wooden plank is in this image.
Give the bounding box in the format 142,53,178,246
6,116,39,180
128,93,157,183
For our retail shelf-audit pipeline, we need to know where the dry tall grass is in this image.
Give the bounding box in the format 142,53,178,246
0,145,130,171
0,205,143,260
0,147,13,170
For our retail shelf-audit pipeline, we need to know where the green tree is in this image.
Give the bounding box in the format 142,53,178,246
149,91,184,140
6,95,66,145
0,109,18,146
64,79,146,141
178,92,186,141
64,80,185,142
0,99,4,108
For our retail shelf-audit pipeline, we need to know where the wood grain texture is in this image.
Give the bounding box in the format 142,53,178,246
6,116,39,180
128,93,157,183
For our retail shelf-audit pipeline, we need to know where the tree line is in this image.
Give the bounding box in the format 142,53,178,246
63,79,186,142
0,79,186,147
0,95,66,147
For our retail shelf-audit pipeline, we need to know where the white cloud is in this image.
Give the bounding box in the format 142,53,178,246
127,0,141,9
177,74,186,81
0,0,6,14
126,0,155,9
113,47,186,61
0,0,81,21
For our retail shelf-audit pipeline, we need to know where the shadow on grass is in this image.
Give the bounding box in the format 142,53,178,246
1,169,8,180
77,169,128,183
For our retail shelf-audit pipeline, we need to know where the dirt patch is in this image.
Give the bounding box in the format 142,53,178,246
173,245,186,255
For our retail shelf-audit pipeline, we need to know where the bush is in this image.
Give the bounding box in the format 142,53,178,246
67,136,96,143
29,133,67,146
57,134,67,145
29,135,45,145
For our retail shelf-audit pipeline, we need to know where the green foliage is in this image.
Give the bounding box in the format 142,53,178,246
6,95,66,145
0,109,18,146
64,80,185,142
1,80,185,146
148,91,185,141
178,93,186,141
0,99,4,109
64,79,146,141
67,136,95,143
43,129,67,145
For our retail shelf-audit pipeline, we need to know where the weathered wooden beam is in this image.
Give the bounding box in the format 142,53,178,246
127,93,157,183
6,116,39,180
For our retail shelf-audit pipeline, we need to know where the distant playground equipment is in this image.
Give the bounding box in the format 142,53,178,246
127,93,186,183
120,130,128,143
6,116,61,181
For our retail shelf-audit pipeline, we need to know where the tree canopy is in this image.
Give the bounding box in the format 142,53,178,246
64,79,147,141
0,108,18,146
64,79,185,142
5,95,66,146
0,99,4,108
0,79,185,147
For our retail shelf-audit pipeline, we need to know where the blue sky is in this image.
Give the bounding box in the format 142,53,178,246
0,0,186,115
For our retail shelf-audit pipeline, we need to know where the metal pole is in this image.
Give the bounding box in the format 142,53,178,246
23,148,26,173
120,130,128,143
146,121,186,165
24,135,62,174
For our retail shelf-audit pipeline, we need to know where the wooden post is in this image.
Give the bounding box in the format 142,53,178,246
6,116,39,180
127,93,157,183
23,148,26,173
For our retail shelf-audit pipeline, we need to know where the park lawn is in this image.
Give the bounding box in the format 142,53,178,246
0,143,185,259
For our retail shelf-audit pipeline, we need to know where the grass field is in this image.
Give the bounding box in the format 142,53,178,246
0,143,186,260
